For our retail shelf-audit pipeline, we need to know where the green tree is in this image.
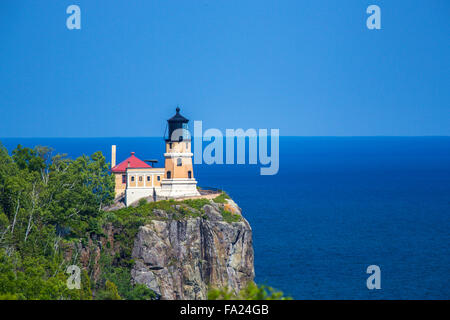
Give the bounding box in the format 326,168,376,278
0,142,114,300
208,282,291,300
96,280,122,300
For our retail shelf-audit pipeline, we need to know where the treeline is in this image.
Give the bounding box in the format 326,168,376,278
0,142,135,299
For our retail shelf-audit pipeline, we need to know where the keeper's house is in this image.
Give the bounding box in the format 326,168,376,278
110,108,200,206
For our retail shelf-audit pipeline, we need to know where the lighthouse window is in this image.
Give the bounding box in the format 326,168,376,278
177,158,182,166
188,171,192,179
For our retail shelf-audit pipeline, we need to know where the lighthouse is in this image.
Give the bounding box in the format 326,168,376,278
158,107,200,198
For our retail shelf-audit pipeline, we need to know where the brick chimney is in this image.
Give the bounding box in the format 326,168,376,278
111,145,116,168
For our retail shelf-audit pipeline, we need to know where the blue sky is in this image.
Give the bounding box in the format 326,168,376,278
0,0,448,137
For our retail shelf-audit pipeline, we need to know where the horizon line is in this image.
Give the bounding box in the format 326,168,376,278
1,135,450,139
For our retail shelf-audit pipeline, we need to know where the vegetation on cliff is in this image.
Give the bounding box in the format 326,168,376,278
0,142,151,299
0,142,286,300
208,282,291,300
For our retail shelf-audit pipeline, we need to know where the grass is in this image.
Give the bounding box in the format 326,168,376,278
182,198,211,212
213,192,231,204
220,208,241,223
106,198,212,230
105,196,241,240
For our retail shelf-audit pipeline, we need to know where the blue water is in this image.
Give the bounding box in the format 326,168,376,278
1,137,449,299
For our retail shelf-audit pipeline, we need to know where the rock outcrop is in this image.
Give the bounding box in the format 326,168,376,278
130,198,254,300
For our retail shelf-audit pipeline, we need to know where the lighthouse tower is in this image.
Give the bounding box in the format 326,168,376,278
159,107,200,198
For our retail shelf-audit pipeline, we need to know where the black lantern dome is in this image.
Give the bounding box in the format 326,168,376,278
166,107,190,141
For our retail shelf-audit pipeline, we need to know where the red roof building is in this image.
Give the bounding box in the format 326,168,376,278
111,152,151,173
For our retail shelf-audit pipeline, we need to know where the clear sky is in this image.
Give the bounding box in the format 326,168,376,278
0,0,448,137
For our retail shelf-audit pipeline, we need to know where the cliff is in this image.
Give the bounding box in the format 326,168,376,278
130,197,254,300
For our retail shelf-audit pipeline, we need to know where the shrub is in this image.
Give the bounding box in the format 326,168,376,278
213,192,230,204
208,282,291,300
96,280,121,300
220,208,241,223
182,198,211,212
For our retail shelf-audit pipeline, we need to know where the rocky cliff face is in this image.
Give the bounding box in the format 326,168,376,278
130,198,254,300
